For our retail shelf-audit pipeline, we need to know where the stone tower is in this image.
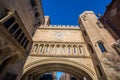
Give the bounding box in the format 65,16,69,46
78,11,120,80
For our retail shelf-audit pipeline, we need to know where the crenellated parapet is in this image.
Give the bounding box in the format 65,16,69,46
39,24,80,30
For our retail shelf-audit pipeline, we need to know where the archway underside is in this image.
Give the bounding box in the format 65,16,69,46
22,58,97,80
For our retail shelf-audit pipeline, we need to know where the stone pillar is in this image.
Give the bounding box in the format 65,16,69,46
37,44,40,54
42,44,45,54
37,44,41,54
76,45,79,55
47,44,50,55
53,44,55,55
71,45,73,55
60,45,62,55
81,46,84,54
65,45,68,55
49,44,52,54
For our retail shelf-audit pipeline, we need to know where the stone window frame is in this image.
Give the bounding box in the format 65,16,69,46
96,40,107,53
33,44,38,53
73,45,77,54
78,45,83,54
0,10,29,50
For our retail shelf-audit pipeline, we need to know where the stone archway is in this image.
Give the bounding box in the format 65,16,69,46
0,46,13,65
22,58,98,80
0,53,22,80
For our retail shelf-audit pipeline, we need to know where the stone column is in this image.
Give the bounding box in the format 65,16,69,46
42,44,45,54
76,45,79,55
48,44,50,55
81,46,84,54
71,45,73,55
49,44,52,54
65,45,68,55
38,44,41,54
37,44,40,54
59,45,62,55
54,44,57,55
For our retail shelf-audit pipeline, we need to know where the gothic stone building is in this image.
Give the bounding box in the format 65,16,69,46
0,0,120,80
100,0,120,55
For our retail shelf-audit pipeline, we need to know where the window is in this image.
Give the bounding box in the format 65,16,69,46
45,45,49,53
98,42,107,53
96,21,103,28
21,37,27,46
96,65,103,76
83,30,87,36
33,44,38,52
68,45,71,53
3,17,15,29
79,46,83,54
40,45,43,53
24,40,29,49
31,0,36,7
18,33,24,43
35,12,39,18
0,9,9,20
73,46,77,54
113,43,120,55
13,28,22,39
88,44,94,53
9,23,19,34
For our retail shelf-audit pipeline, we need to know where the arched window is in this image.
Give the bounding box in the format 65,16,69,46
18,33,24,43
73,45,77,54
35,12,39,18
13,28,22,39
45,44,49,53
79,46,83,54
40,44,44,53
88,44,94,53
68,45,71,54
24,40,29,49
31,0,36,7
33,44,38,52
96,65,103,76
98,42,107,53
9,23,19,34
51,45,55,54
21,37,27,46
83,30,87,36
3,17,15,29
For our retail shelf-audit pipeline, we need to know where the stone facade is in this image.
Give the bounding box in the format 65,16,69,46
0,0,44,80
22,17,98,80
79,11,120,80
100,0,120,56
0,0,120,80
100,0,120,40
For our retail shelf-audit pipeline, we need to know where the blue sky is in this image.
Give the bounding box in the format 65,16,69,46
56,72,63,80
42,0,112,25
